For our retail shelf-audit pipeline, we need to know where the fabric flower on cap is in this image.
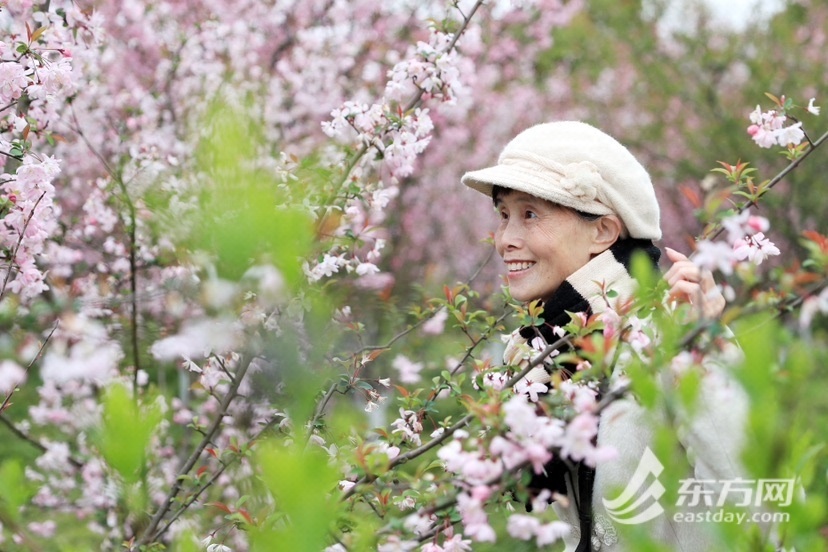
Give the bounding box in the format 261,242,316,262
560,161,602,202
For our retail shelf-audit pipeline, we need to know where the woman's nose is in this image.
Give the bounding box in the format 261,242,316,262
496,219,523,253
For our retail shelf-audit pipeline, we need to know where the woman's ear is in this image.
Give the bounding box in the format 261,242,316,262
588,214,623,255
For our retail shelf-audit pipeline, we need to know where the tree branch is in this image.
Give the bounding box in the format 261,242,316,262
135,353,255,547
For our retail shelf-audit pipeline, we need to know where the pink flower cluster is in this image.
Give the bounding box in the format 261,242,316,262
0,2,97,303
432,382,615,543
747,105,805,148
695,210,781,275
506,514,570,547
385,30,465,105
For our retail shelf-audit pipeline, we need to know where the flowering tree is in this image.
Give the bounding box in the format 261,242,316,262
0,0,826,551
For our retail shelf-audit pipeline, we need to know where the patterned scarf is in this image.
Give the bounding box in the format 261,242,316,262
519,237,661,344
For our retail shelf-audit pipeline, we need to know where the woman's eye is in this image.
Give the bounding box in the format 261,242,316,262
525,210,537,219
499,210,509,220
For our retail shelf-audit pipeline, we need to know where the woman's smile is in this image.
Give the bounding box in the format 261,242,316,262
494,191,596,303
505,261,536,274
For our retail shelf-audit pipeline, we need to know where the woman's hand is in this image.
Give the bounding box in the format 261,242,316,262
663,247,726,319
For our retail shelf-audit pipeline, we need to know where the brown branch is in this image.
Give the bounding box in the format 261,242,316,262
150,413,284,542
0,319,59,414
135,353,255,547
0,191,48,300
702,129,828,242
0,413,83,469
332,0,486,194
342,331,572,501
68,106,143,394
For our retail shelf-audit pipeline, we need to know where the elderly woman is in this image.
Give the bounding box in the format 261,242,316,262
461,121,747,551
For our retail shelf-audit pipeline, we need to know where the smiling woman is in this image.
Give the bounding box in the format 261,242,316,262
460,121,747,551
493,189,619,304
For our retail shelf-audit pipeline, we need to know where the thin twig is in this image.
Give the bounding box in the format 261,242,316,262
304,382,344,449
449,310,510,376
0,414,83,469
151,414,284,541
703,129,828,242
0,192,48,300
135,353,254,547
342,333,571,501
68,106,143,394
333,0,486,194
0,320,59,414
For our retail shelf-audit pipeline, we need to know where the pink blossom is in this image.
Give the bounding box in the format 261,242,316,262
502,395,540,436
421,307,449,335
732,232,781,265
693,239,737,275
776,122,805,146
394,495,416,510
32,57,76,98
385,31,464,105
392,354,424,384
461,455,503,485
480,370,510,391
523,441,553,474
721,209,768,243
355,261,380,276
440,533,472,551
746,105,805,147
514,378,547,402
41,335,122,384
404,512,437,537
746,124,777,148
799,288,828,329
379,443,400,459
306,253,346,281
27,520,56,538
530,489,553,513
354,271,396,290
456,492,496,543
377,536,418,552
627,327,651,354
599,308,622,340
535,521,571,546
489,436,527,469
559,381,598,413
150,318,241,361
559,412,600,464
507,514,540,540
670,351,697,377
0,62,28,103
0,360,26,395
391,408,424,446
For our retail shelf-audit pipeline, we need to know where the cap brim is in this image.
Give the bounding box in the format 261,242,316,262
461,164,613,216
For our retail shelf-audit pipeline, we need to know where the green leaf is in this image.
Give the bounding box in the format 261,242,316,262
250,441,340,552
187,101,315,287
97,383,163,484
630,249,658,293
0,459,36,521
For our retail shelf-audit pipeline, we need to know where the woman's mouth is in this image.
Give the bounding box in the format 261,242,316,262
506,261,535,274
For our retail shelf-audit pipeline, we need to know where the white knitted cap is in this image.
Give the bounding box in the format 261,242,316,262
461,121,662,240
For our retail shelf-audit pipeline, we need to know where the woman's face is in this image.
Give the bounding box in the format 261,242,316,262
494,190,599,303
